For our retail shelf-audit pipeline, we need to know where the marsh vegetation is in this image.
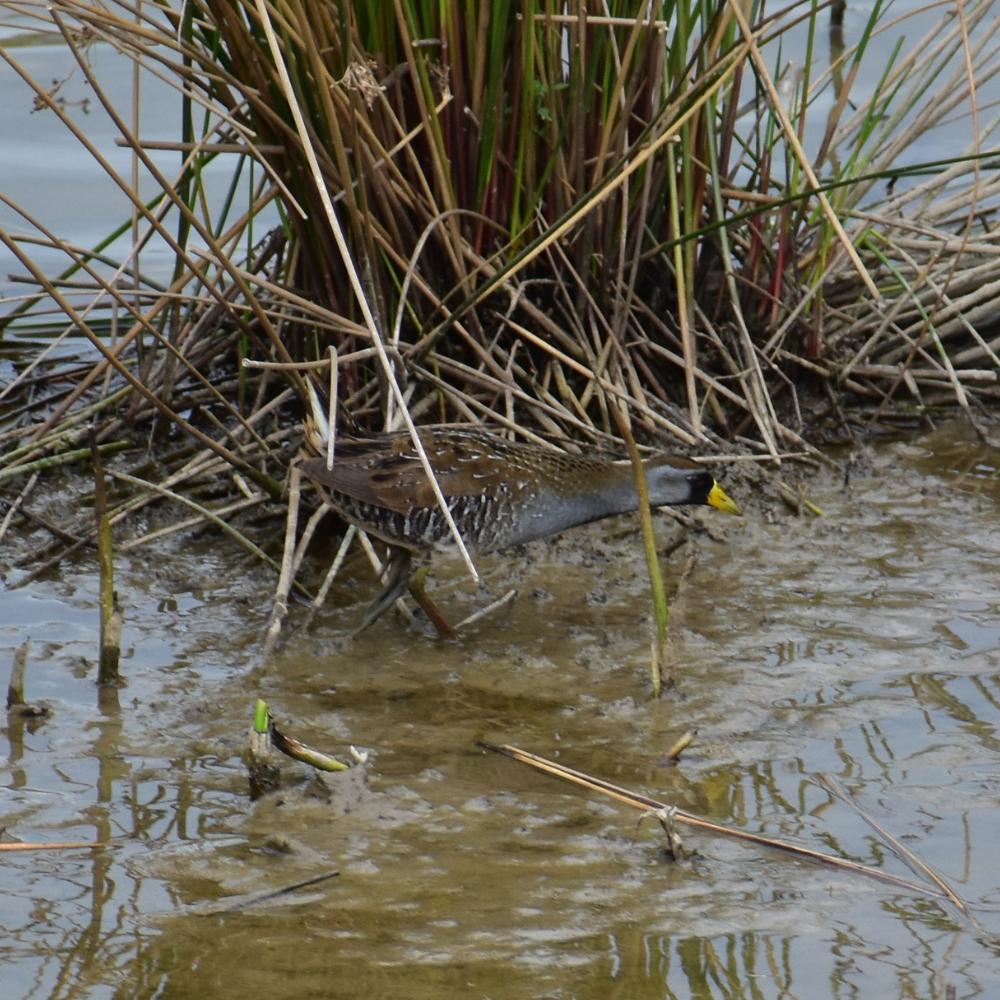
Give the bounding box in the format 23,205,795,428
3,2,1000,998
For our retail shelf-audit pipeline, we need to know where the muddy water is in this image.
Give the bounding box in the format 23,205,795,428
3,422,1000,999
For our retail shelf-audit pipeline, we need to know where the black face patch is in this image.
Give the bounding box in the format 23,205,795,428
690,470,716,502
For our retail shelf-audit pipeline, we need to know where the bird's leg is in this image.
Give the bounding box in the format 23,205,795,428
407,566,459,643
357,549,459,642
357,548,413,633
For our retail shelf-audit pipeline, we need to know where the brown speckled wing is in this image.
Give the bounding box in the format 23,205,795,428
298,454,402,510
300,431,511,515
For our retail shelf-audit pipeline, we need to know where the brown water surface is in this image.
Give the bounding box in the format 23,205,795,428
3,422,1000,999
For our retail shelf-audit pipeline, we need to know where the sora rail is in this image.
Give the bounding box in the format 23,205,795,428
300,426,740,640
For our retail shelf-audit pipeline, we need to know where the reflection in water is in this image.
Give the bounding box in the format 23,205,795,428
3,423,1000,999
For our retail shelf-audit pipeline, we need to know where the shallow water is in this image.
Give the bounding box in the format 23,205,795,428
3,421,1000,999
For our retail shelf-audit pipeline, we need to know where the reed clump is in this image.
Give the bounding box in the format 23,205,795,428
1,0,998,582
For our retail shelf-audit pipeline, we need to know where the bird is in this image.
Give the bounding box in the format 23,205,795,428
299,424,741,640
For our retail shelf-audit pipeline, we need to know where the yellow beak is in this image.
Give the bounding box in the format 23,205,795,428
707,481,742,516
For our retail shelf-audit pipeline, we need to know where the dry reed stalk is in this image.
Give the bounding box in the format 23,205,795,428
294,520,353,633
262,465,302,656
453,589,518,630
91,434,122,685
0,841,120,852
246,0,480,583
109,470,309,594
4,52,270,362
0,472,40,547
482,743,979,910
0,218,283,493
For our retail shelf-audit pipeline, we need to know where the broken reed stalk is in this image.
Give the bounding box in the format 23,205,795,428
117,496,266,552
6,640,30,708
270,724,349,772
90,432,122,686
246,698,280,798
249,699,349,777
660,728,698,763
